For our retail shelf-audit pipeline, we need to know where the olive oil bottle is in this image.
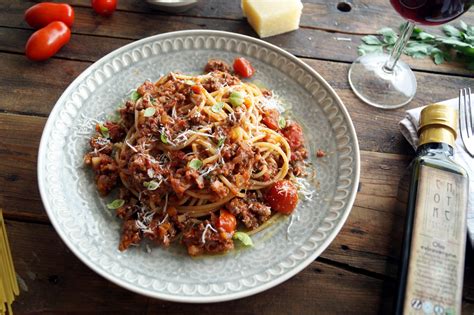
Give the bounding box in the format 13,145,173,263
395,104,469,315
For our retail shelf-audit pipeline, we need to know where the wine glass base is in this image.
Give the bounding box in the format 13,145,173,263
348,53,417,109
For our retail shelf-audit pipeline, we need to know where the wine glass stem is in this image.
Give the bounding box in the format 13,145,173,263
383,22,415,73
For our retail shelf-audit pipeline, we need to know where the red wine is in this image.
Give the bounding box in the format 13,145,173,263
390,0,472,25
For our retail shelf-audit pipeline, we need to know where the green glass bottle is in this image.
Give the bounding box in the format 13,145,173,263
395,104,469,315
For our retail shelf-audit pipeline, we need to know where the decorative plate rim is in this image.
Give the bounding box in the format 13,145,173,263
37,30,360,303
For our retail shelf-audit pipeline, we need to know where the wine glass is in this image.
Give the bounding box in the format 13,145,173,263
348,0,472,109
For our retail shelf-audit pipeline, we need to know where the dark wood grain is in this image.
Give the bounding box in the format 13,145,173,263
33,0,474,35
0,3,472,75
5,219,393,314
0,52,471,155
1,1,473,312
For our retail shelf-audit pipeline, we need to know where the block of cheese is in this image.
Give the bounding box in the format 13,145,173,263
242,0,303,38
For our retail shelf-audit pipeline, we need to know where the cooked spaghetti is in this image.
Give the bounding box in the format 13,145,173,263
84,59,309,256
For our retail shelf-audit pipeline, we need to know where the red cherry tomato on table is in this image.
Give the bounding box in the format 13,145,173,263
233,57,255,78
24,3,75,29
216,210,237,233
265,180,299,214
92,0,117,16
25,21,71,61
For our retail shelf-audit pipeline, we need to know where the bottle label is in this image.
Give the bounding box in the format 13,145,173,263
403,165,468,315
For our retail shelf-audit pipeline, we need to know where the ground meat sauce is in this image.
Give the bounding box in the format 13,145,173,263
84,58,310,256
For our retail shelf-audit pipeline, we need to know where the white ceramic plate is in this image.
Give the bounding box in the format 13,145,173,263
38,30,360,303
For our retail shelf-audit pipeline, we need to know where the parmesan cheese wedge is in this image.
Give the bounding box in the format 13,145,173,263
241,0,303,38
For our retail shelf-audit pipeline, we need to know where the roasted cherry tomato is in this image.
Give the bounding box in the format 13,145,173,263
91,0,117,16
216,210,237,233
233,57,255,78
262,109,280,130
281,122,304,150
25,21,71,61
265,180,298,214
24,3,75,29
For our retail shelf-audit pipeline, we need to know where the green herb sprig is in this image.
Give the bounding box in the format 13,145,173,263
358,21,474,69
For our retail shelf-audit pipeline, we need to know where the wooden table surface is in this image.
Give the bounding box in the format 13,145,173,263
1,0,474,313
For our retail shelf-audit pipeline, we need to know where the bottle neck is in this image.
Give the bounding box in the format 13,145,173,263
416,142,454,158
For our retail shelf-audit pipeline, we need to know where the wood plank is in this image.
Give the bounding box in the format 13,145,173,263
5,219,394,314
0,53,472,154
23,0,474,35
0,6,472,75
0,112,409,276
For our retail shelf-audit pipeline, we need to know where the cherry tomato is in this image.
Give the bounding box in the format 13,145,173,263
24,3,75,29
265,180,298,214
262,109,280,130
25,21,71,61
233,57,255,78
91,0,117,17
216,210,237,233
281,122,304,150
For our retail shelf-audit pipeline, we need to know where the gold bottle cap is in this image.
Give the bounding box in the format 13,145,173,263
418,104,457,147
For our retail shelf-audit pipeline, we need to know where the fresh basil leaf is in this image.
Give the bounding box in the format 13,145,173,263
98,123,110,138
188,159,203,170
217,137,225,148
459,20,468,32
377,27,397,38
160,132,168,144
143,180,160,190
433,52,446,65
357,44,383,56
278,116,286,129
438,38,471,47
143,107,156,117
443,25,462,38
229,91,244,107
107,199,125,209
233,232,253,246
361,35,382,45
418,32,435,40
211,102,225,113
130,90,141,102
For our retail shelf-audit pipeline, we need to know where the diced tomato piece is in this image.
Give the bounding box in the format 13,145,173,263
262,109,280,130
216,210,237,233
233,57,255,78
191,85,201,94
265,180,298,214
281,122,304,150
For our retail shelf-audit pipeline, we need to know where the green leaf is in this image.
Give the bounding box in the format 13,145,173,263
418,32,435,41
233,232,253,246
143,107,156,117
160,132,168,144
98,123,110,138
378,27,397,38
188,159,203,170
467,25,474,37
411,26,424,35
443,25,462,38
357,44,383,56
433,52,446,65
211,102,225,113
143,180,160,190
361,35,382,45
107,199,125,209
229,91,244,107
130,90,141,102
217,137,225,148
278,116,286,129
438,37,471,47
459,21,468,32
